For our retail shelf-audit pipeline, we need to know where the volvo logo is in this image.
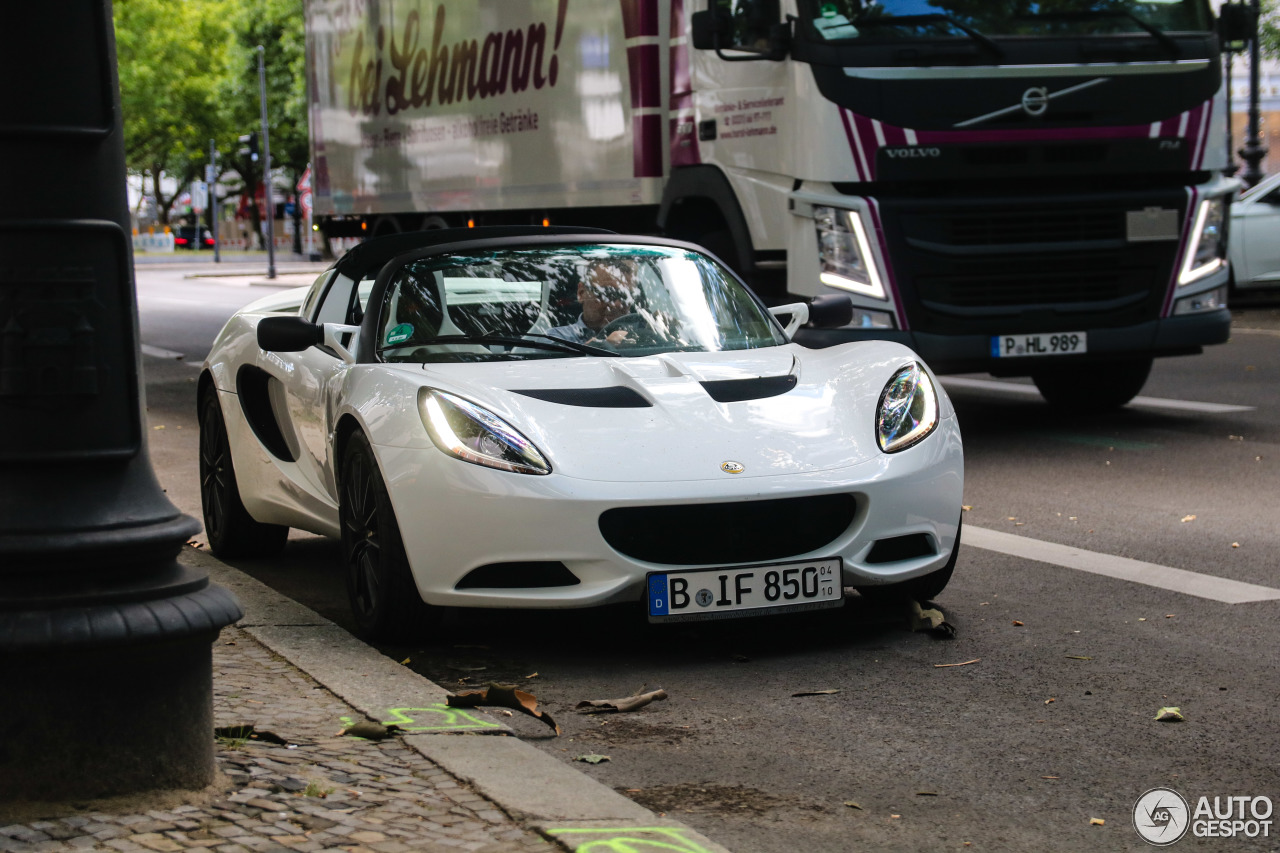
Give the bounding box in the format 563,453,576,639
1021,86,1050,117
720,461,744,474
885,147,941,159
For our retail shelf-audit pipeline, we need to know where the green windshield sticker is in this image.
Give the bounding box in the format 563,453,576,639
386,323,414,345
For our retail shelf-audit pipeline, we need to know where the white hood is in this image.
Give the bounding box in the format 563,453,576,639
419,342,946,483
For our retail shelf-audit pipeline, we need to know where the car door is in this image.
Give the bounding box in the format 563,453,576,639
1233,182,1280,288
274,271,373,503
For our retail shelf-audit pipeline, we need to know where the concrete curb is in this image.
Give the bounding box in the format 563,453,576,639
185,548,733,853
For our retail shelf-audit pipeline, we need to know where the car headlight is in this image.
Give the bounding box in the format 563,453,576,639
419,389,551,475
876,363,939,453
814,206,886,300
1178,196,1227,285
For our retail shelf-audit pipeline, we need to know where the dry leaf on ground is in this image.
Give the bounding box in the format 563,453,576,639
448,683,561,735
575,689,669,714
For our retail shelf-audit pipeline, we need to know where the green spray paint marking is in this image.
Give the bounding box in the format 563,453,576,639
545,827,713,853
382,705,500,731
338,705,501,736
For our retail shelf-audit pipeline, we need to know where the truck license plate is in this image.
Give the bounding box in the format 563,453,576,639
991,332,1087,358
647,559,843,623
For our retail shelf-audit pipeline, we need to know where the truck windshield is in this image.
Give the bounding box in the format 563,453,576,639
801,1,1213,43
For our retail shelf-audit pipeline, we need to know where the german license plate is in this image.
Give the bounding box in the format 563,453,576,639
991,332,1087,358
647,559,843,623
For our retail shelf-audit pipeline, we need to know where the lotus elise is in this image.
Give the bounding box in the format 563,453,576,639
199,227,963,638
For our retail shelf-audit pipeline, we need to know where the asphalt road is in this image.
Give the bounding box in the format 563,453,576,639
139,263,1280,853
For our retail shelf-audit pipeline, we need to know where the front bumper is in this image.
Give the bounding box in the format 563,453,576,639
794,309,1231,375
374,415,963,609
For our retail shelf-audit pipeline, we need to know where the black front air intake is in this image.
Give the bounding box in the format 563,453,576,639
456,562,580,589
599,495,856,566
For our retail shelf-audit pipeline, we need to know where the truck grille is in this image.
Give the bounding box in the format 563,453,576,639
599,494,856,566
877,192,1184,335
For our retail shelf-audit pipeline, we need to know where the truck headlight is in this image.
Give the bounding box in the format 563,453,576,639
877,363,939,453
1178,196,1227,285
814,206,886,300
419,389,551,474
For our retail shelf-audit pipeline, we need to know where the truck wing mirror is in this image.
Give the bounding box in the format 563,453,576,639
1218,3,1254,50
257,316,323,352
691,8,789,60
690,10,728,50
807,294,855,329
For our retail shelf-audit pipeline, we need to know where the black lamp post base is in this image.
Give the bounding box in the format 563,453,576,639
0,563,241,803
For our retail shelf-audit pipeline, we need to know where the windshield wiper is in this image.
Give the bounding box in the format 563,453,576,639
854,13,1003,58
414,333,620,357
518,332,621,357
1015,10,1181,58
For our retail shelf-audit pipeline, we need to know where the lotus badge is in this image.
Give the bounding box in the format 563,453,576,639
720,461,744,474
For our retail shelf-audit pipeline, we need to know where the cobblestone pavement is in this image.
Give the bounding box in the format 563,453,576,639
0,627,552,853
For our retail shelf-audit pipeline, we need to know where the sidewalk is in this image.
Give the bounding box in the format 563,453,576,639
0,549,730,853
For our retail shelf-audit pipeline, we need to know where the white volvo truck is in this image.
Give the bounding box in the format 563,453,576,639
305,0,1237,408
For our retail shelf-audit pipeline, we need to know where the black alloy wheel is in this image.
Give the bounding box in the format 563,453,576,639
339,430,437,641
198,389,289,558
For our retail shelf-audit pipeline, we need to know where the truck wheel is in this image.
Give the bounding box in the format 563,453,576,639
199,390,289,558
1031,358,1152,411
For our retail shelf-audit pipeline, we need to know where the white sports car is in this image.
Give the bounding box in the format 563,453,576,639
200,228,963,639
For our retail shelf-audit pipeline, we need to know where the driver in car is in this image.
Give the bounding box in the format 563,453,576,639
547,261,644,346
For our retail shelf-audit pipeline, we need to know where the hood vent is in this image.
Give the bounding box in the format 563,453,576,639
514,387,651,408
700,374,797,403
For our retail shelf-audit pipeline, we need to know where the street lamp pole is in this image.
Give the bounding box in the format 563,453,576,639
209,138,222,262
1225,49,1239,178
258,45,276,279
0,4,240,801
1239,0,1269,187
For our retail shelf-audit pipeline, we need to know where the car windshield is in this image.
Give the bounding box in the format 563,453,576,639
376,243,787,362
800,0,1212,43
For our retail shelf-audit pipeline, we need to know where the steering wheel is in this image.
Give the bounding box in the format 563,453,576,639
598,312,659,346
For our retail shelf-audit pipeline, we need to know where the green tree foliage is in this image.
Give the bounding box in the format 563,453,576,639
1260,0,1279,57
222,0,307,246
114,0,233,225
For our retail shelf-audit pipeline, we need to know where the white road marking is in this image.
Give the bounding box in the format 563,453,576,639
965,526,1280,604
941,376,1255,413
141,344,186,360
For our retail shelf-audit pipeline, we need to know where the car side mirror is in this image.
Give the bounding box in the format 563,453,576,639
807,294,855,329
257,316,323,352
769,302,810,338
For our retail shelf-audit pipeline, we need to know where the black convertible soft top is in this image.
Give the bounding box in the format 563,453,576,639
330,226,616,284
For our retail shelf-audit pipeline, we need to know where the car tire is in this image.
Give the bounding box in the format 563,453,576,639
857,516,961,604
1031,358,1152,411
199,390,289,558
339,431,438,641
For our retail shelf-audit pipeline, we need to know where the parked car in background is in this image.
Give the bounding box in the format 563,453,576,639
1230,171,1280,292
175,225,214,249
199,227,964,640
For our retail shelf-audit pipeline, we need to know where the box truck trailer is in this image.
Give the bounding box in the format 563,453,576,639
305,0,1236,408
